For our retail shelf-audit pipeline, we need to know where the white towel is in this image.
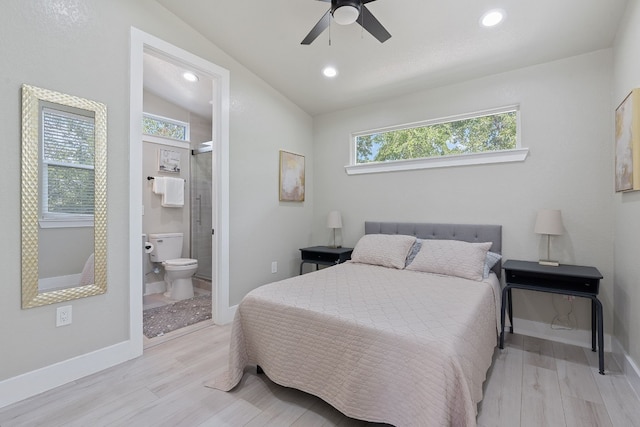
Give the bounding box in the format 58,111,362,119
152,177,166,194
162,177,184,207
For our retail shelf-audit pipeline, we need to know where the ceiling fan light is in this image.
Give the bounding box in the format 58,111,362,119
333,5,360,25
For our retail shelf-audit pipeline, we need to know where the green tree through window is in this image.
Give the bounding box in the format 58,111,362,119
356,110,517,164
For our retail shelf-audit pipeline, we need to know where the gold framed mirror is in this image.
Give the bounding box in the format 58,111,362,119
21,84,107,308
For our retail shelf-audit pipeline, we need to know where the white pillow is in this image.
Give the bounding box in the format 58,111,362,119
351,234,417,269
405,239,492,281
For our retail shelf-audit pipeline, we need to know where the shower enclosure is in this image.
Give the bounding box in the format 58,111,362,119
190,143,212,280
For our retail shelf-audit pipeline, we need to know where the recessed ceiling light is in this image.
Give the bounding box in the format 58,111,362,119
182,71,199,82
323,66,338,78
480,9,505,27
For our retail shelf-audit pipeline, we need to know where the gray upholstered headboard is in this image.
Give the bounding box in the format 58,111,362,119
364,221,503,279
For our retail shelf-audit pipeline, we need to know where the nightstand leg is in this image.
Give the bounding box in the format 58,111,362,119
591,299,597,352
595,298,605,375
499,286,510,349
508,288,514,333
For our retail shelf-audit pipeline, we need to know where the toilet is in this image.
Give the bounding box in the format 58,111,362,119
148,233,198,300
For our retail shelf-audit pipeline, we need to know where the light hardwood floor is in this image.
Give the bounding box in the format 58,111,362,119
2,325,640,427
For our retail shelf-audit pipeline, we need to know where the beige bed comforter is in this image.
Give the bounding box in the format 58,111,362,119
212,262,501,426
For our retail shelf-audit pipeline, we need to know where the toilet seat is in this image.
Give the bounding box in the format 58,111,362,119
163,258,197,267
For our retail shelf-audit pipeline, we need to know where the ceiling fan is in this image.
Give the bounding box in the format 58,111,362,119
301,0,391,45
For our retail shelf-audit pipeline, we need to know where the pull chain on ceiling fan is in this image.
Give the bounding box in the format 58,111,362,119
301,0,391,45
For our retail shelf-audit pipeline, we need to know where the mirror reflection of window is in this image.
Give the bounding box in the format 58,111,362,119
40,104,95,227
38,103,96,292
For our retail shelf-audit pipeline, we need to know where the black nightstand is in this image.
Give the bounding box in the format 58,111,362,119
299,246,353,275
500,259,605,374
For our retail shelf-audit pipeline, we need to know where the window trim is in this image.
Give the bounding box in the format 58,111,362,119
346,105,528,175
345,148,529,175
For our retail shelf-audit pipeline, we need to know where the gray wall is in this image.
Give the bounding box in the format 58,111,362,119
38,228,94,278
313,49,615,336
612,0,640,374
142,141,190,255
0,0,313,382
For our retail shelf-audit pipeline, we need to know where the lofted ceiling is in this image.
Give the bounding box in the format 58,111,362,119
153,0,628,116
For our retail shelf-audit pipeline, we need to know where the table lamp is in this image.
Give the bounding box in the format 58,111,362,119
534,209,563,266
327,211,342,248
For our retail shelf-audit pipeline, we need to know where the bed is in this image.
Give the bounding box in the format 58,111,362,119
212,222,503,426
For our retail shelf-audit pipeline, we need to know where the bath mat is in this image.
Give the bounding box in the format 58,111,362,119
143,295,211,338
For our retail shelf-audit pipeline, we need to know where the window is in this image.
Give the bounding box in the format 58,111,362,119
41,106,95,226
142,113,189,141
347,106,528,175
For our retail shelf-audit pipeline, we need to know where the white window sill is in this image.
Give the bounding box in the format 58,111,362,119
345,148,529,175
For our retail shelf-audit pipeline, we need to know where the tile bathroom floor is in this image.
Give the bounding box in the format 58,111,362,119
142,278,212,311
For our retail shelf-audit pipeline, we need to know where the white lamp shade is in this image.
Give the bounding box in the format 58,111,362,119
534,209,564,235
327,211,343,229
333,5,360,25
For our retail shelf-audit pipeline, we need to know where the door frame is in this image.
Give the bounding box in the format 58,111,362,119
129,28,233,354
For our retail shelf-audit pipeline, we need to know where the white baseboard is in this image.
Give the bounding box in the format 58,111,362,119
611,336,640,399
0,339,140,410
216,304,237,325
508,317,612,352
144,280,166,295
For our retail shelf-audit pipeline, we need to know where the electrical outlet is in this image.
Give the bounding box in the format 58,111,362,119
56,305,72,327
271,261,277,274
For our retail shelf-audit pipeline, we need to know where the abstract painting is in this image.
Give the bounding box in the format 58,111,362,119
615,89,640,192
279,150,305,202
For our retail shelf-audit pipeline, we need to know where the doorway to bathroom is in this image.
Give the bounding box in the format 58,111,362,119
129,28,231,354
140,52,216,339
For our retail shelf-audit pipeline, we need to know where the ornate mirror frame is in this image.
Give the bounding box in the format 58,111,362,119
21,84,107,308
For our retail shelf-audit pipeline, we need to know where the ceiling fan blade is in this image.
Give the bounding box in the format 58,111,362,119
301,10,331,45
358,5,391,43
362,0,378,3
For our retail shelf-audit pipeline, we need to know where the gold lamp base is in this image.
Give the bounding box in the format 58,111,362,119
539,259,560,267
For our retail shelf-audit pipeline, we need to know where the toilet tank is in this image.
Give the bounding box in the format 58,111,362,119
148,233,183,262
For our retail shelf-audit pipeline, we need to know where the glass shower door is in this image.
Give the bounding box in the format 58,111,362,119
190,146,212,280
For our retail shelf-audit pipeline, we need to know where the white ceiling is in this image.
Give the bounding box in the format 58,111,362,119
143,52,214,118
152,0,628,116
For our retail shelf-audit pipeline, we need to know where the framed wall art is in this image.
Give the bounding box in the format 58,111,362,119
279,150,305,202
615,89,640,192
158,148,181,173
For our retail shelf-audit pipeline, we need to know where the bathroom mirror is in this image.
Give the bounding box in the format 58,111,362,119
21,84,107,308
